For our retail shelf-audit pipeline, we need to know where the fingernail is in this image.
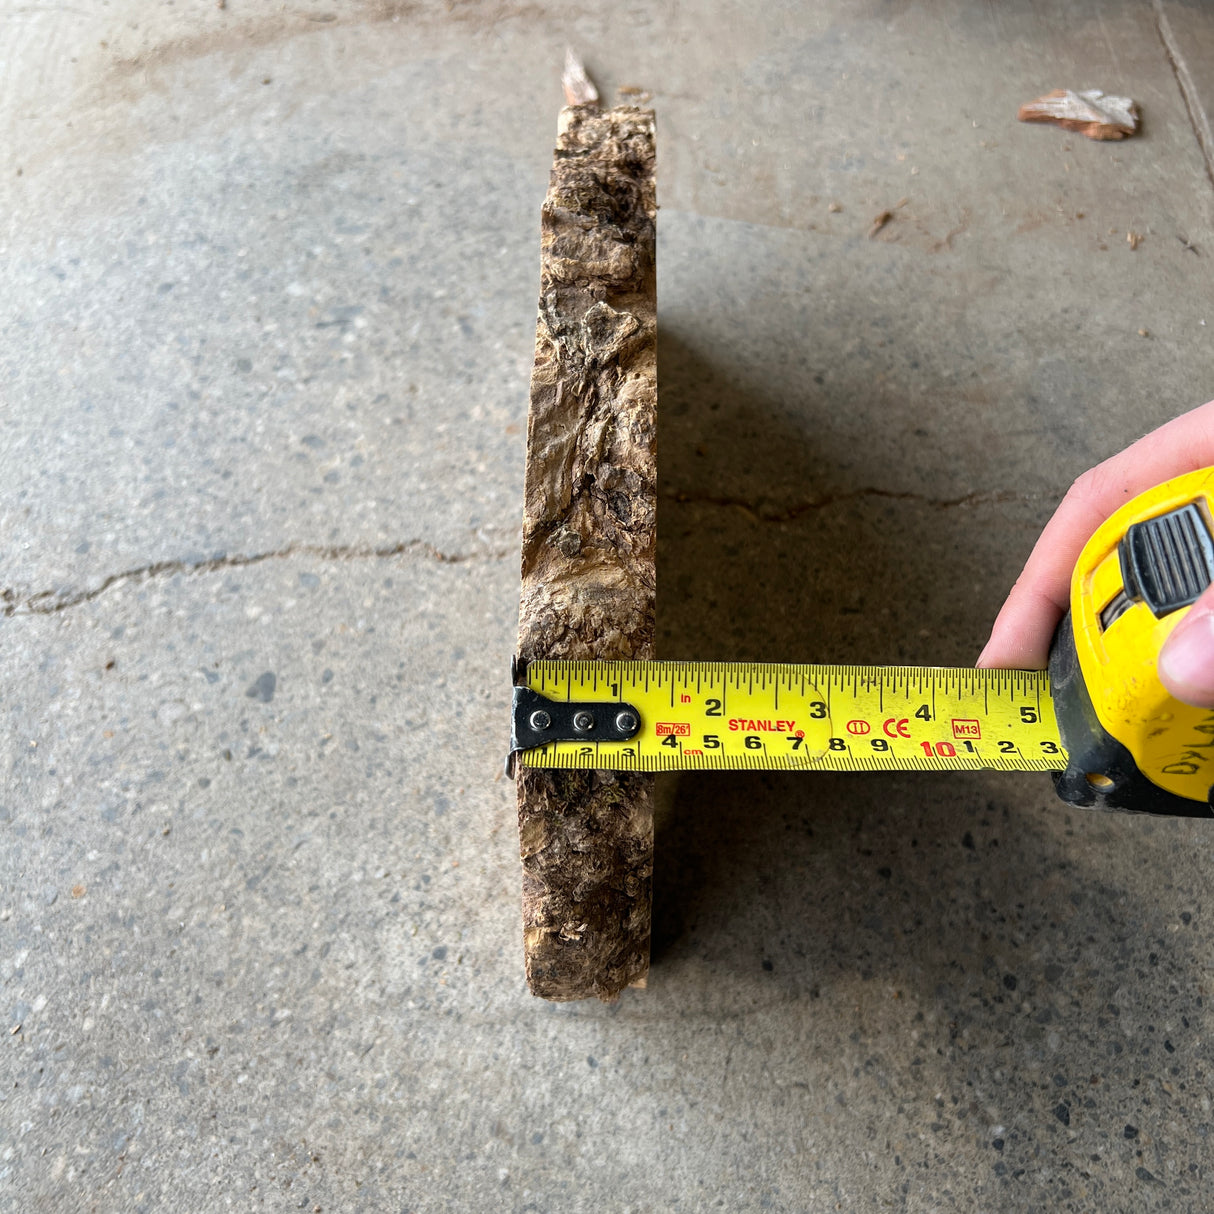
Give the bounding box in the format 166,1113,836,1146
1160,611,1214,706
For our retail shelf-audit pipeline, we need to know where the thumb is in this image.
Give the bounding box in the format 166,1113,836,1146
1159,582,1214,707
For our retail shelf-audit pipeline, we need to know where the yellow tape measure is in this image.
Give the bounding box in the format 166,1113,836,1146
515,660,1065,773
509,469,1214,816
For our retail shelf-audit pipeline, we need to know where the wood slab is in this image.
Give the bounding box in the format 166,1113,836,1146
515,105,657,1002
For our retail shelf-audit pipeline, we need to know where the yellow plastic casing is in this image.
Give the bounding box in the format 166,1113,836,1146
1071,466,1214,801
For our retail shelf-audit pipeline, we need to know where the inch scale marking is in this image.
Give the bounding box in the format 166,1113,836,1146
520,660,1065,774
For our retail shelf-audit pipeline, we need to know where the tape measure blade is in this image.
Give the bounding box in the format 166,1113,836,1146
519,661,1064,774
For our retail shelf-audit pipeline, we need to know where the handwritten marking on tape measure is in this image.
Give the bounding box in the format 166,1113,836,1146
520,660,1065,773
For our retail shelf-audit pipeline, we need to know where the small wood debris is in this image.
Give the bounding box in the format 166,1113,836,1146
868,210,893,238
562,48,599,107
1127,231,1143,250
1018,89,1139,140
828,202,842,213
1138,329,1150,338
9,1024,20,1035
867,198,907,238
617,84,653,103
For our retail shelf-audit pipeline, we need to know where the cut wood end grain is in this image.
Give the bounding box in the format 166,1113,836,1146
1018,89,1139,141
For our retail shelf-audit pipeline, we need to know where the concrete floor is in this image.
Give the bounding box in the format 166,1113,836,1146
3,1,1214,1210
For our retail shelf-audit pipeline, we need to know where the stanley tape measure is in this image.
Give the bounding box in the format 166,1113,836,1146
509,468,1214,819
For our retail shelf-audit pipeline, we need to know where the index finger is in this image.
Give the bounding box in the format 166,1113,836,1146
977,399,1214,670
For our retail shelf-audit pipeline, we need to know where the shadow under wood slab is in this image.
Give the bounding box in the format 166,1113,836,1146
515,105,657,1002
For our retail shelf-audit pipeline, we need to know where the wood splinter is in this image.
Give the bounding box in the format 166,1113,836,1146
515,104,657,1002
1017,88,1139,140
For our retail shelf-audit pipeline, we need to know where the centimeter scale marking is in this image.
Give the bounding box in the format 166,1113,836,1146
521,660,1067,774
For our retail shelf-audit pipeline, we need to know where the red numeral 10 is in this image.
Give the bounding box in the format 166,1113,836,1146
920,741,956,758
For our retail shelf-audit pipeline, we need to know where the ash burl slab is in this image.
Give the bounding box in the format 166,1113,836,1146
515,105,657,1001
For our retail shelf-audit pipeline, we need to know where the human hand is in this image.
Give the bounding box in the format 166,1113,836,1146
976,398,1214,707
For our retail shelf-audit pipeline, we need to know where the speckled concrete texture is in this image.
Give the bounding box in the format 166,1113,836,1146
3,2,1214,1210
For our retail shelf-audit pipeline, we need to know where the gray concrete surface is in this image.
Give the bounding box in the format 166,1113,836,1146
2,1,1214,1210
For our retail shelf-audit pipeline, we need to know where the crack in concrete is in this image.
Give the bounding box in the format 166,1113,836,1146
1153,0,1214,194
5,489,1035,615
2,539,513,618
662,486,1035,523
